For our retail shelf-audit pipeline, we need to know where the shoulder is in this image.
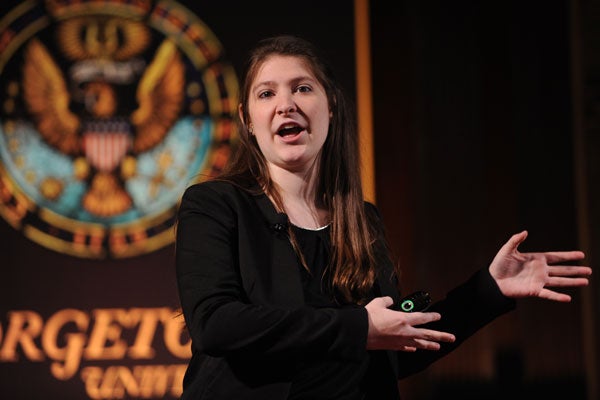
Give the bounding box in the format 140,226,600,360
363,200,383,221
177,178,271,234
178,179,260,219
183,179,236,196
363,200,377,212
182,179,257,202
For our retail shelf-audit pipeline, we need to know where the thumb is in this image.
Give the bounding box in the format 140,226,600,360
365,296,394,311
506,230,528,251
375,296,394,308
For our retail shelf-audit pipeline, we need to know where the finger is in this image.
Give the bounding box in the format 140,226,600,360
538,288,572,302
412,338,441,351
546,276,590,288
549,266,592,275
417,328,456,343
542,251,586,264
548,265,592,277
404,311,442,325
399,346,417,352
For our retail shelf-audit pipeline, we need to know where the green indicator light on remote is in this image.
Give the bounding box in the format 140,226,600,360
401,300,414,312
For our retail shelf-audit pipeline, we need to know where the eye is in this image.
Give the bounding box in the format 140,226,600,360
294,85,312,93
258,90,274,99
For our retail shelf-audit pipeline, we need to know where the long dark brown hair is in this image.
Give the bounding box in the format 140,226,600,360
222,35,378,303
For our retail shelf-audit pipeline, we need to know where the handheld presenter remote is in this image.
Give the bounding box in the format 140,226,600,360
399,291,431,312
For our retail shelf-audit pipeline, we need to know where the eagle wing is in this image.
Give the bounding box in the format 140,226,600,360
22,38,80,155
131,39,185,153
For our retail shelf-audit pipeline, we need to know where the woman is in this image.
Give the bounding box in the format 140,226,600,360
175,35,591,399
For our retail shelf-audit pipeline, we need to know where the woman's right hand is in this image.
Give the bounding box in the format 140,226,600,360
365,296,456,352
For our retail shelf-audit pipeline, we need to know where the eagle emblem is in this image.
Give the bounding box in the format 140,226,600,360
22,19,184,217
0,1,238,258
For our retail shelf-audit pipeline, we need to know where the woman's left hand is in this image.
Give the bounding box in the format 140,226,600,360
489,230,592,301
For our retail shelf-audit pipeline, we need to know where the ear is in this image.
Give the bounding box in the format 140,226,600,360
238,103,245,125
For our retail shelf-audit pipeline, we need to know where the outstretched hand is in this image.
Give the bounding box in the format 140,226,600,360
489,230,592,302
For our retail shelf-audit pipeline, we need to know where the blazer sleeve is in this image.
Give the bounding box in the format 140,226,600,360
175,183,368,364
364,201,516,378
395,268,516,378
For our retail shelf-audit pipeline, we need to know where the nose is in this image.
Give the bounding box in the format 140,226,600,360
276,94,296,115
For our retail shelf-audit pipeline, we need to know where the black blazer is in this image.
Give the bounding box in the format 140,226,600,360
175,180,515,399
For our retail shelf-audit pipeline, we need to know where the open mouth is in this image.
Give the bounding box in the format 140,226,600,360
277,125,304,137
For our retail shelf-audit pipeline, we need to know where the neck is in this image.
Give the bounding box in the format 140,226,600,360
268,163,328,229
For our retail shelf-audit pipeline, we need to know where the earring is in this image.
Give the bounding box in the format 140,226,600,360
248,123,254,135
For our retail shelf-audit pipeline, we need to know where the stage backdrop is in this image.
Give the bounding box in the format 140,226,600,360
1,1,596,400
0,1,356,398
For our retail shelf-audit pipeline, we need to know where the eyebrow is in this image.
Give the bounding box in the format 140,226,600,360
252,76,317,91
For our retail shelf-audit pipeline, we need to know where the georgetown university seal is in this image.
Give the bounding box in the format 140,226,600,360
0,0,238,258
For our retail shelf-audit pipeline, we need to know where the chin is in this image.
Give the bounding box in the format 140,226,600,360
278,157,313,171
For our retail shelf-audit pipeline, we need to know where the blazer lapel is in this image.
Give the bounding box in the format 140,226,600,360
253,192,304,308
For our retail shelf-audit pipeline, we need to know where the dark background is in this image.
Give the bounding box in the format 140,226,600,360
0,0,598,399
